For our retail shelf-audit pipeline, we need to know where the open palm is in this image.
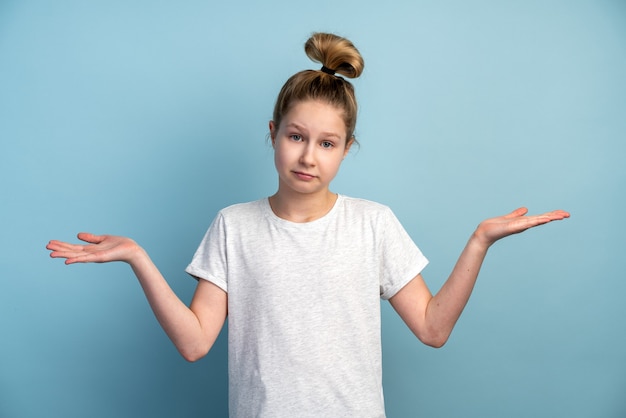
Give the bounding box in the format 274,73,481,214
47,233,140,265
475,207,570,247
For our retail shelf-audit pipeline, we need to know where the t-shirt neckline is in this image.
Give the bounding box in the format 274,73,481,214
263,194,343,228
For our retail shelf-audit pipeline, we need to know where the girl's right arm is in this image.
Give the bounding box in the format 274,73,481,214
46,233,227,362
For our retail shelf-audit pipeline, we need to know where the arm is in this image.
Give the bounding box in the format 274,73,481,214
46,233,227,362
389,207,569,348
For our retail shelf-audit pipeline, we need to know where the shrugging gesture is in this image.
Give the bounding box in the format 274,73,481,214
390,206,570,348
47,232,228,362
46,32,571,417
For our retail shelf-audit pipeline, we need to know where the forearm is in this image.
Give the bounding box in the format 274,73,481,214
391,207,569,347
126,246,214,361
424,233,490,346
47,233,223,360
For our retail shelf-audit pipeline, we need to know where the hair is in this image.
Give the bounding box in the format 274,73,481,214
272,33,365,145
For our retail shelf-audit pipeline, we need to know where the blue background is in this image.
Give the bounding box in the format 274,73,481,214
1,1,625,417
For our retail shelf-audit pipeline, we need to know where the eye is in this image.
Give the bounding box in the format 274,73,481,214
290,134,303,142
321,141,334,149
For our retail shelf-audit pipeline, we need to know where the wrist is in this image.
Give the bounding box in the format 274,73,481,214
468,230,492,253
124,239,147,265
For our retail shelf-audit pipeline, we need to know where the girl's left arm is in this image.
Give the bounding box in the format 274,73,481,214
389,207,569,348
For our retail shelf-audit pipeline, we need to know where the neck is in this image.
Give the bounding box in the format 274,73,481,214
269,189,337,223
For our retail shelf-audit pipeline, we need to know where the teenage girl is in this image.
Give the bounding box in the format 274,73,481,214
47,32,569,417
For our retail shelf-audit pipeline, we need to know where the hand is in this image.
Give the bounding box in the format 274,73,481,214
473,207,570,248
47,233,142,265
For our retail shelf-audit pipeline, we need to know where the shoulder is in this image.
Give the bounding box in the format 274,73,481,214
219,199,264,214
217,198,267,223
336,195,399,230
339,195,393,216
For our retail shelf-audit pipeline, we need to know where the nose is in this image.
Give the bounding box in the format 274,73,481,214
299,142,316,166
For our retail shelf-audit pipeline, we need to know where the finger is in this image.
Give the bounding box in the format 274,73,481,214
503,207,528,219
46,240,85,252
64,254,98,265
534,210,570,222
76,232,106,244
549,209,570,219
49,249,86,260
46,240,64,251
523,211,570,228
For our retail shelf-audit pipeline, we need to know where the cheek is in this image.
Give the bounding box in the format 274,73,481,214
273,148,282,170
324,155,344,175
273,143,290,170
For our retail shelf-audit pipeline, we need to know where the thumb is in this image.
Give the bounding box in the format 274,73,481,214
76,232,105,244
504,207,528,218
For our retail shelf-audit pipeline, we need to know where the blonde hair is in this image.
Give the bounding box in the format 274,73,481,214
272,33,365,144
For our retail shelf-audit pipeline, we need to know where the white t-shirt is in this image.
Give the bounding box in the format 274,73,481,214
186,195,428,418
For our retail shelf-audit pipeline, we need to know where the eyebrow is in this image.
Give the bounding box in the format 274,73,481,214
285,122,342,139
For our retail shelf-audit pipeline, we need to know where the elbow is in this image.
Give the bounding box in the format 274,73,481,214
418,329,450,349
180,345,211,363
422,336,448,349
182,352,203,363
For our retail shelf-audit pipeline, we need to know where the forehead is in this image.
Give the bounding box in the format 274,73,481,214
280,100,347,137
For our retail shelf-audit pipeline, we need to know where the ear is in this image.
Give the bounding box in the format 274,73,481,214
269,121,277,146
343,135,355,158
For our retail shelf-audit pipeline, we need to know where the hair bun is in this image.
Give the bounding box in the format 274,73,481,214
304,33,364,79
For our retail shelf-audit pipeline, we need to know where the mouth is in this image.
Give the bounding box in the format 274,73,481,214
293,171,316,180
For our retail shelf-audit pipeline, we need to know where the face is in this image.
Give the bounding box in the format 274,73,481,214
270,100,352,198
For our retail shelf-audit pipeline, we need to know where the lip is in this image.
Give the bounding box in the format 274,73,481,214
293,171,316,181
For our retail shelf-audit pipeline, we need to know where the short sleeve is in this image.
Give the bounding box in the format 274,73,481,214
379,208,428,300
185,212,229,292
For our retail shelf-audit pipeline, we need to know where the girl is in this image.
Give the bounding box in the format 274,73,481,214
47,33,569,417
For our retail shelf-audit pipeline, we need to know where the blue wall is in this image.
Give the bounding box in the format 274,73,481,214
1,1,625,417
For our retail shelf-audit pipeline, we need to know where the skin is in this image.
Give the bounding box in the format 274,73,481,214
46,98,570,360
268,100,353,222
